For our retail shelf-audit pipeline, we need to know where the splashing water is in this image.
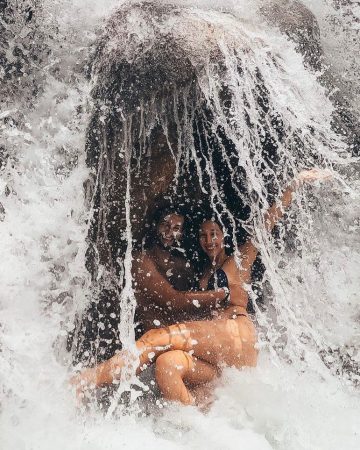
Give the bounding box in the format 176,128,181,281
1,1,360,449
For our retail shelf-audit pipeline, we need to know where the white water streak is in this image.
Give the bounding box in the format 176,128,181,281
1,1,360,449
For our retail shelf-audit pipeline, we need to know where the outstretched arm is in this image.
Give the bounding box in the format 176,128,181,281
133,255,227,312
264,168,332,232
238,168,332,272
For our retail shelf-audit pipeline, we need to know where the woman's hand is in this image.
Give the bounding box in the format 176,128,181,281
296,168,333,185
263,168,333,234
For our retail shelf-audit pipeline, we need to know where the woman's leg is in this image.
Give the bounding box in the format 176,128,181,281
155,350,218,405
71,317,256,396
137,317,257,369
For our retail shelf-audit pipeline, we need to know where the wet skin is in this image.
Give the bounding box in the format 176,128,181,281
72,219,258,405
198,221,255,311
133,213,198,333
71,169,333,406
157,214,183,248
72,220,258,405
144,214,192,294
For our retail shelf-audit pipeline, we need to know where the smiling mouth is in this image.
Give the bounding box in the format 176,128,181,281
161,235,174,245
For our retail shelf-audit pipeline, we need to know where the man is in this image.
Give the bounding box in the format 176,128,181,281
133,208,197,337
70,208,197,366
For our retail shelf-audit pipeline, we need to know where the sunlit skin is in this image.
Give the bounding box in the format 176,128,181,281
71,168,332,407
133,213,199,333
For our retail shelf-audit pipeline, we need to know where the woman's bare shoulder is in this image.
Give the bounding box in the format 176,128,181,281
222,255,250,281
222,255,236,270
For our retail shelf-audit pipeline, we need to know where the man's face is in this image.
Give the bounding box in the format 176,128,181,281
157,214,184,247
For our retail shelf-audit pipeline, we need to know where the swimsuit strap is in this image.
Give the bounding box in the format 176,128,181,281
207,268,230,307
207,268,228,290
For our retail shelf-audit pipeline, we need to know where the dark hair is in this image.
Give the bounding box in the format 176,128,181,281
155,207,184,226
199,216,224,231
180,214,230,274
199,216,234,253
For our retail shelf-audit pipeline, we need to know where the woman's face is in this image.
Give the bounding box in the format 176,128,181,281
199,220,225,260
157,213,184,247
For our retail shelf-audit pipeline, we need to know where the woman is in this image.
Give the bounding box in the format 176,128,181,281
71,169,330,406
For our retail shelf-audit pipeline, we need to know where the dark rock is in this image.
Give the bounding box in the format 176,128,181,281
261,0,323,71
0,0,49,109
75,1,359,366
0,202,5,221
261,0,360,154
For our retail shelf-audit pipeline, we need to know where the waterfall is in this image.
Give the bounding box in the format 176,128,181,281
1,1,359,449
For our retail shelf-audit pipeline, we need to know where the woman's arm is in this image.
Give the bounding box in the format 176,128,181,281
264,168,332,232
133,254,227,312
238,168,332,271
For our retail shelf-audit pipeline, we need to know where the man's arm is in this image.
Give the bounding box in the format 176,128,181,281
133,254,227,312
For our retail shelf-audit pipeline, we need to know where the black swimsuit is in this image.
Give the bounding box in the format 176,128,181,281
207,268,247,318
207,268,231,308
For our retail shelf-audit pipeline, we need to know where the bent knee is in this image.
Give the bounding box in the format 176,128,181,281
139,327,169,347
155,351,194,376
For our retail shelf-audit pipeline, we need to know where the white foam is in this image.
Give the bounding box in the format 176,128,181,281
1,1,360,449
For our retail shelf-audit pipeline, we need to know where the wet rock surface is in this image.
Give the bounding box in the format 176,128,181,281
76,1,359,366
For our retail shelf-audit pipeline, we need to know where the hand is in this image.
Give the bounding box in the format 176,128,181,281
296,168,333,185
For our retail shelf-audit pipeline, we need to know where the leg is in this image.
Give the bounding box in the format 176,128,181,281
155,350,218,405
70,325,192,396
137,323,193,370
137,317,257,369
71,317,256,396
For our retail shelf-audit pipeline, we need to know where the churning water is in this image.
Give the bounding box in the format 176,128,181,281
1,1,359,449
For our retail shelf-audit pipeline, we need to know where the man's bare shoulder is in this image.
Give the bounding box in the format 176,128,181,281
132,251,156,271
